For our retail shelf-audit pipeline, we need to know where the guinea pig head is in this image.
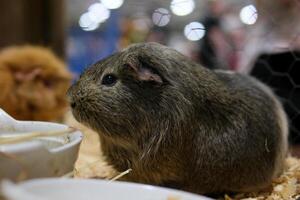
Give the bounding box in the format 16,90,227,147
67,44,171,141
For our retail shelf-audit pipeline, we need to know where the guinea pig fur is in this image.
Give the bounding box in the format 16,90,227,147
0,46,72,121
68,42,288,194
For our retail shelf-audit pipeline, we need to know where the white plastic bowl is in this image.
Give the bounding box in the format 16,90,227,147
0,109,83,180
1,178,212,200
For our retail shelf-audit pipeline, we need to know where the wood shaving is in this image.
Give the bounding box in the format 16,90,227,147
225,157,300,200
109,169,132,182
167,196,181,200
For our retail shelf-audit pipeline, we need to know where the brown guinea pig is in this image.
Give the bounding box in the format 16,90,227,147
0,46,72,121
68,42,288,194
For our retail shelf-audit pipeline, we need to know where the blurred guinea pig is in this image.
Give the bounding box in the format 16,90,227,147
0,46,72,121
68,42,288,194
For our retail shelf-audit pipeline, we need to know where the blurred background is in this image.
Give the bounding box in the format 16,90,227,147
0,0,300,154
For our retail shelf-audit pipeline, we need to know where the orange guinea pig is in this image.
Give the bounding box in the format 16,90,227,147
0,46,72,121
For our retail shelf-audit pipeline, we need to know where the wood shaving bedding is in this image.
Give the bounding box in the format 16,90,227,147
225,157,300,200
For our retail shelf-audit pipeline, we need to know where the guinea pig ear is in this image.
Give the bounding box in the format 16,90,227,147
124,60,163,85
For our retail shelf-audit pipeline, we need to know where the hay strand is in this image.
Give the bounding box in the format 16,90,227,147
0,127,76,145
109,169,132,182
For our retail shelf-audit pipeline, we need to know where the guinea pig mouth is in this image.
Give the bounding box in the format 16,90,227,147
67,86,83,110
69,103,86,123
68,95,87,113
67,96,83,120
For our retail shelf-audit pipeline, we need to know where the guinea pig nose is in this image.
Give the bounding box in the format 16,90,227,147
71,102,76,108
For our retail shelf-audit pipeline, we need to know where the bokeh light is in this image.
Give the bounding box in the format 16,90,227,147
79,12,93,28
88,3,110,24
170,0,195,16
184,22,205,41
101,0,124,9
239,4,258,25
152,8,171,27
78,3,110,31
82,22,100,31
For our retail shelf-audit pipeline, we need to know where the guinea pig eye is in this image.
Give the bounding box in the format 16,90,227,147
102,74,117,86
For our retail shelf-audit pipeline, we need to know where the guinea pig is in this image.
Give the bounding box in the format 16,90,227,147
68,42,288,194
0,46,72,121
